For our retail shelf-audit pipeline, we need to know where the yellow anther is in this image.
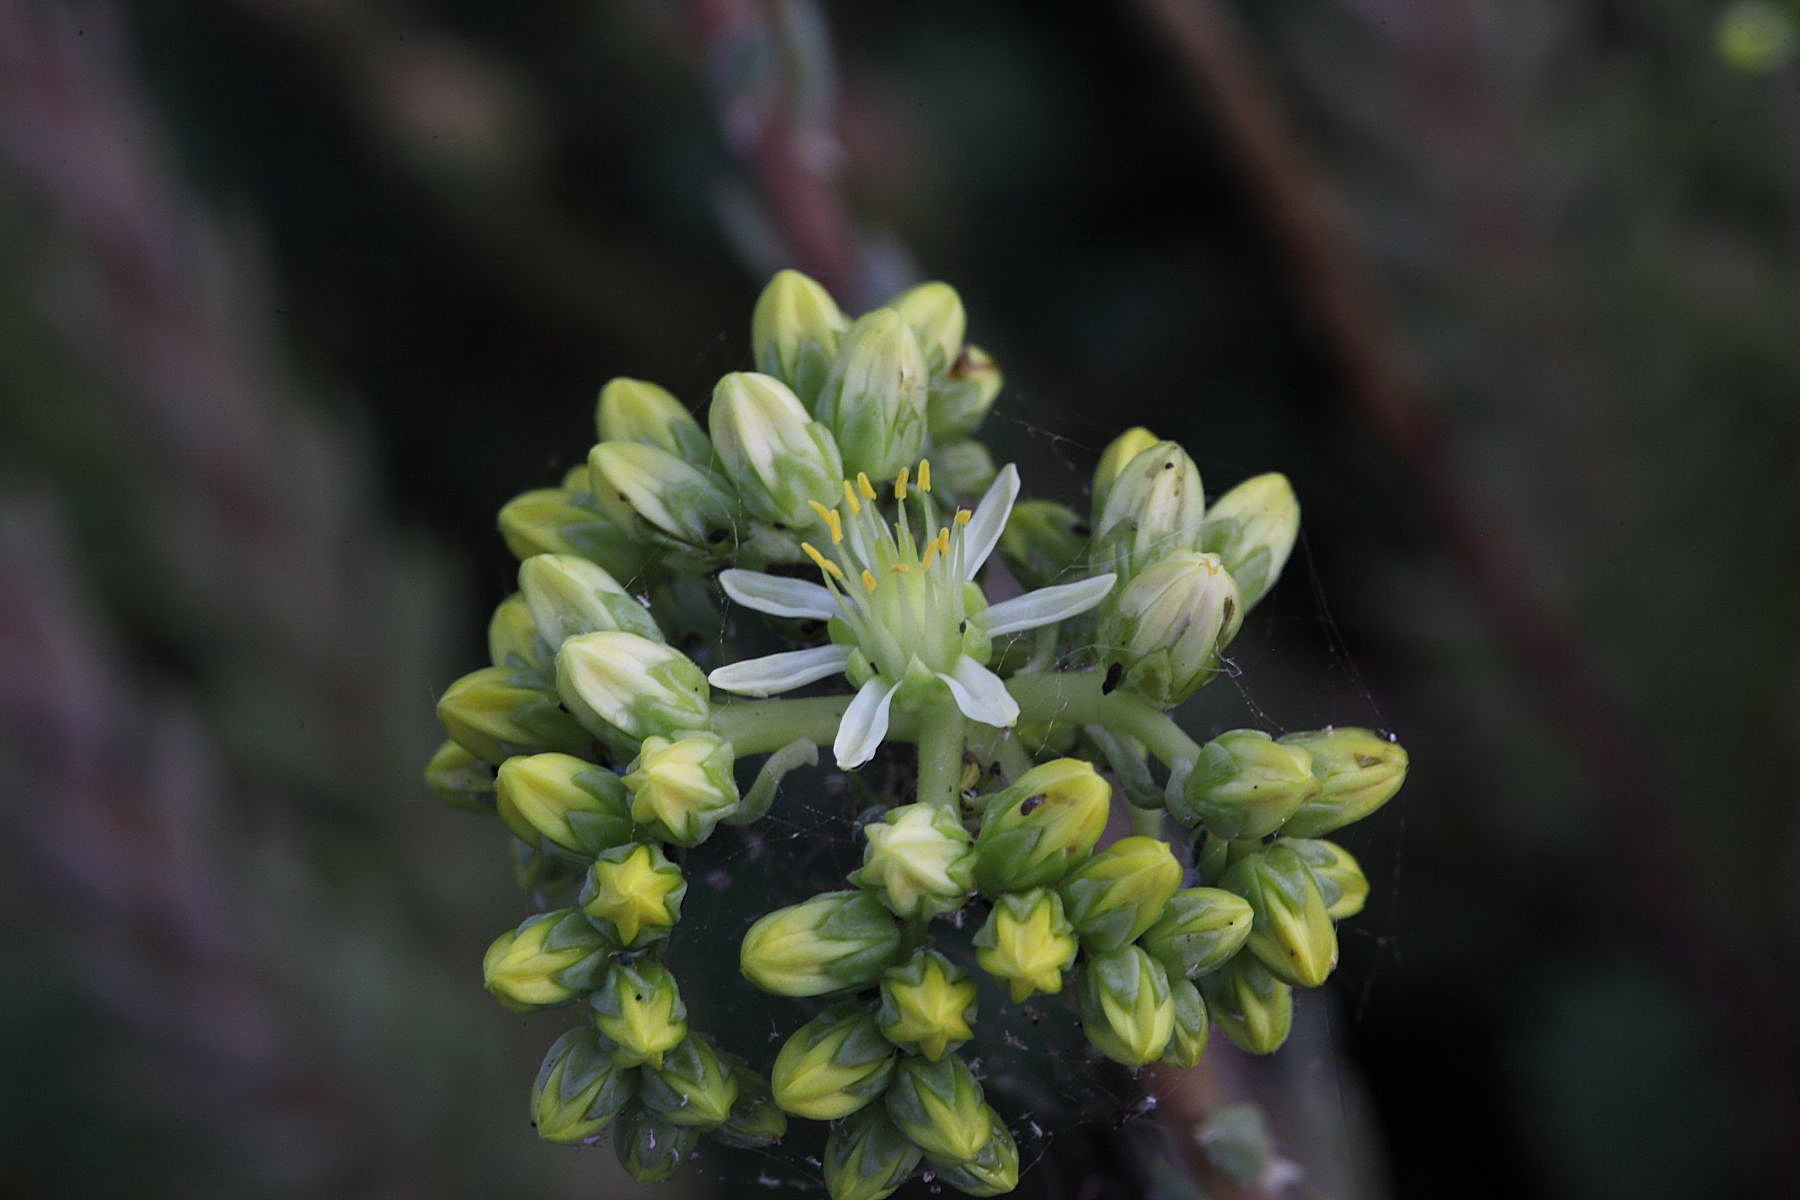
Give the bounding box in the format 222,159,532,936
825,510,844,544
890,562,911,574
861,569,877,593
954,508,972,526
921,537,940,571
917,459,932,493
801,542,843,579
938,528,951,555
807,499,833,524
858,473,877,501
842,479,862,515
894,466,910,501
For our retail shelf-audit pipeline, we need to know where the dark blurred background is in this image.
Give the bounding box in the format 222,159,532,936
2,1,1796,1197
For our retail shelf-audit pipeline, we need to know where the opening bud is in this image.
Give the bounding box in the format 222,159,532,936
436,665,589,764
579,842,687,948
710,371,845,527
624,732,740,846
972,888,1079,1002
590,958,687,1068
823,1106,922,1200
424,740,495,813
497,487,642,581
1172,729,1318,838
1097,550,1243,708
883,1054,992,1166
1198,473,1299,610
1138,887,1255,979
531,1027,636,1144
878,949,978,1061
1077,944,1176,1067
588,441,736,561
929,344,1003,442
1275,728,1409,836
753,269,849,407
972,758,1111,895
488,592,548,670
520,553,662,648
1090,440,1206,583
1278,837,1369,919
1200,955,1293,1055
613,1103,700,1183
740,890,904,997
815,309,929,481
1162,978,1210,1068
1222,845,1337,988
1057,835,1183,952
710,1055,789,1148
849,803,977,920
772,1003,897,1120
999,500,1089,592
554,631,709,748
934,1118,1020,1197
596,377,712,463
641,1032,739,1129
497,752,634,855
482,909,610,1011
1090,426,1160,523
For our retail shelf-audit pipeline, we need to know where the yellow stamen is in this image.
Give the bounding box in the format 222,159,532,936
922,537,939,570
938,528,951,555
954,508,972,526
861,569,877,593
842,479,862,515
801,542,843,579
806,500,843,545
917,459,932,493
890,563,911,574
857,473,877,501
894,465,910,501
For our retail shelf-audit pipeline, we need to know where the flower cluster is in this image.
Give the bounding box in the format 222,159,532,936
426,270,1409,1196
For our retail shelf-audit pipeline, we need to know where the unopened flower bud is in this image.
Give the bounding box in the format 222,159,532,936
771,1003,897,1120
488,592,548,669
555,631,709,747
709,1056,789,1149
936,1118,1019,1197
929,345,1002,442
1276,728,1409,837
520,553,662,647
1223,845,1337,989
932,440,997,497
972,888,1079,1002
613,1103,700,1183
496,752,633,855
482,909,610,1011
641,1032,739,1129
884,1054,992,1166
1137,887,1254,979
1171,729,1318,837
889,281,967,375
998,500,1089,592
711,372,845,527
424,740,495,813
849,803,977,920
823,1106,922,1200
1091,427,1161,522
596,377,711,463
1058,835,1182,952
1097,550,1243,707
741,890,904,997
1162,978,1210,1068
579,843,687,949
590,958,687,1069
1077,945,1175,1068
972,758,1111,895
753,269,849,407
878,949,977,1061
1198,473,1299,610
1090,440,1206,582
1200,955,1293,1055
815,309,929,481
497,487,642,581
1279,837,1368,919
588,441,735,558
624,732,740,846
531,1027,636,1144
437,666,588,764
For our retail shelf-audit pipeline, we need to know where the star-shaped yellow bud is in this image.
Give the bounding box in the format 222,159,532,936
582,843,686,948
623,733,739,846
849,803,976,920
973,888,1078,1003
879,950,977,1061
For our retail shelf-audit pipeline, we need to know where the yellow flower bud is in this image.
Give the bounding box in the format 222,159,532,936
772,1003,897,1120
929,344,1003,442
1161,978,1210,1068
436,665,589,764
588,441,735,560
1096,550,1242,707
883,1054,992,1166
641,1032,739,1129
935,1119,1019,1197
709,1054,789,1149
1138,887,1254,979
496,486,641,581
878,950,977,1061
814,309,929,481
530,1027,635,1144
849,803,977,920
972,758,1111,895
555,631,709,747
1091,426,1160,522
423,740,495,813
487,592,547,669
822,1106,922,1200
752,269,849,406
1171,729,1318,838
1223,845,1338,988
1090,440,1206,583
972,888,1079,1003
590,958,687,1069
1058,835,1182,951
1200,955,1293,1055
612,1103,700,1183
889,280,966,375
519,553,662,647
624,732,740,846
482,909,610,1011
710,371,845,527
595,377,711,463
740,890,903,997
1198,472,1299,610
496,752,633,855
579,843,686,948
1077,945,1175,1067
1279,836,1369,919
1276,728,1409,837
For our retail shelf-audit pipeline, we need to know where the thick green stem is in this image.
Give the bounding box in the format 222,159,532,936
1005,670,1202,767
709,694,854,755
966,724,1034,786
914,704,965,810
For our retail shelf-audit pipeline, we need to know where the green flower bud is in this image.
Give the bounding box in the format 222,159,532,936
998,500,1088,593
436,665,588,764
496,752,633,855
590,958,687,1069
519,553,662,647
771,1003,897,1120
624,732,740,846
488,592,548,669
497,487,642,581
1276,728,1409,837
555,631,709,747
741,890,904,997
889,281,966,375
972,758,1111,895
878,949,977,1061
823,1106,922,1200
1077,944,1175,1067
641,1032,739,1129
1097,550,1243,707
588,441,736,558
1279,837,1369,919
928,345,1002,442
596,377,711,463
613,1103,700,1183
932,440,997,498
1223,845,1337,988
815,309,929,481
1162,977,1210,1068
935,1118,1019,1197
1198,472,1299,610
849,803,977,920
1137,887,1254,979
1058,835,1182,952
1171,729,1318,838
530,1027,636,1144
710,372,844,527
1200,955,1292,1055
709,1056,789,1149
972,888,1079,1002
579,843,687,949
753,269,849,407
424,740,495,813
1090,426,1160,524
482,909,610,1011
884,1054,992,1166
1090,440,1206,582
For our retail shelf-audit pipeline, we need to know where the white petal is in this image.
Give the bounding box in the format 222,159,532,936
938,656,1020,728
960,463,1020,579
977,573,1118,637
720,568,836,619
834,677,901,769
708,643,852,697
